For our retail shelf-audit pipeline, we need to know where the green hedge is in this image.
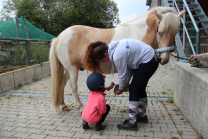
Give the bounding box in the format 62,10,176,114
0,43,49,66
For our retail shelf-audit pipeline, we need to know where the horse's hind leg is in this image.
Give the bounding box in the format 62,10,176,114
61,70,71,111
68,68,83,112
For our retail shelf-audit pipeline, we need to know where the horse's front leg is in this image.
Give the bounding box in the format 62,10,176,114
68,68,83,112
61,70,71,111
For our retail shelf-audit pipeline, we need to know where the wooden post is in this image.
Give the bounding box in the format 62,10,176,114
47,41,51,49
15,17,19,45
25,40,31,65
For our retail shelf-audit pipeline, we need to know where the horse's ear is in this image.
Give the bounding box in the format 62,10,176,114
154,12,162,21
178,10,186,18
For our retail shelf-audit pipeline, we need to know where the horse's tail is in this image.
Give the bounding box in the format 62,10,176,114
49,38,65,110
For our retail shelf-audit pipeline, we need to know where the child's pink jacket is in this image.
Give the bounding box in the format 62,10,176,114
82,91,107,124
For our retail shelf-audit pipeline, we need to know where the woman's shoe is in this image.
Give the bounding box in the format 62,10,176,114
117,120,138,131
137,115,148,123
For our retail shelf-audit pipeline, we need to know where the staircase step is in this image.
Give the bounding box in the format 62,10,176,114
168,0,194,2
180,36,208,39
177,4,198,7
200,36,208,38
179,28,208,30
186,14,204,18
186,20,208,24
190,8,201,12
186,44,208,47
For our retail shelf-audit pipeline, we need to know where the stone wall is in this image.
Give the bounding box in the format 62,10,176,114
174,62,208,138
0,62,50,93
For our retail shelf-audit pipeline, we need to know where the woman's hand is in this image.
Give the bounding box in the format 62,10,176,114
116,89,123,95
189,55,197,62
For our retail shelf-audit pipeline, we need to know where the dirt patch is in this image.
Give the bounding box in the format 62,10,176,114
0,65,28,74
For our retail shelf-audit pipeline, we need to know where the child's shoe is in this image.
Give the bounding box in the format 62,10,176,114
83,123,89,129
95,123,105,131
83,121,89,129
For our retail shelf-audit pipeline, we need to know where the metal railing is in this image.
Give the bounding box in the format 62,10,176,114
173,0,199,55
151,0,208,59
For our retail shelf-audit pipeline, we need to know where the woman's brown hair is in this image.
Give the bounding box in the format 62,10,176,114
83,41,108,73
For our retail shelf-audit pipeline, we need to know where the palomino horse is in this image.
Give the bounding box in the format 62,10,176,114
49,7,185,111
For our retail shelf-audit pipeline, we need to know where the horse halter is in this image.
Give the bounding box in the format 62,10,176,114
155,11,176,54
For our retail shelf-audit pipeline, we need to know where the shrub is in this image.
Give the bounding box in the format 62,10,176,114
30,43,49,64
0,42,49,66
0,45,26,66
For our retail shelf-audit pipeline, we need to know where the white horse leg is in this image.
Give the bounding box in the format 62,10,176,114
68,68,83,112
61,70,71,111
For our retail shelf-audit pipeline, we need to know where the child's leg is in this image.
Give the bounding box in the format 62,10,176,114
97,104,110,124
83,120,89,129
95,104,110,131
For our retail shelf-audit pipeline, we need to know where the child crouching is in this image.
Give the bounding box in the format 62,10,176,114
82,72,114,131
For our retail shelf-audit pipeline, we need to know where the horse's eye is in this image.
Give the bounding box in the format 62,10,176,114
158,32,162,36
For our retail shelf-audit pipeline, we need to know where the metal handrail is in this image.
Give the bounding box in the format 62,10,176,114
173,0,200,55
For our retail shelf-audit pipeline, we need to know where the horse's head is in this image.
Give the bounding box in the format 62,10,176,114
154,9,185,65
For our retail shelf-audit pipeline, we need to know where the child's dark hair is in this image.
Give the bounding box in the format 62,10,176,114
84,41,108,73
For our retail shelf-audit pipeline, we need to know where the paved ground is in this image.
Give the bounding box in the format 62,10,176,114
0,56,200,139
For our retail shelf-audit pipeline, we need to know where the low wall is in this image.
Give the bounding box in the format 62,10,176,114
174,62,208,138
0,62,50,94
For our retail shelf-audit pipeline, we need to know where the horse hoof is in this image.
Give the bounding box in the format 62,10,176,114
62,106,71,111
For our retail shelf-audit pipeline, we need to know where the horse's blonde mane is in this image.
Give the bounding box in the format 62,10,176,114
151,7,180,32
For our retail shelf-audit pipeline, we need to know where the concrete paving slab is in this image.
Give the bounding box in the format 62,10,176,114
0,95,200,138
0,56,201,138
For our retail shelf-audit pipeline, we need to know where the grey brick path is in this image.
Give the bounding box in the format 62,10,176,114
0,56,200,139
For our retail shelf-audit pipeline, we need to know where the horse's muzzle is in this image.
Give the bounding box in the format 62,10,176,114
160,58,169,65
